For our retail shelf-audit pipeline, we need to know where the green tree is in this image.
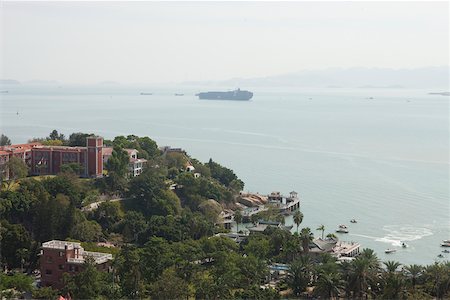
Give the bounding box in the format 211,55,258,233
0,273,33,293
404,264,423,291
0,134,11,146
32,286,59,299
243,235,270,260
0,220,32,268
150,267,191,300
299,227,314,255
63,256,103,299
316,224,325,239
314,271,344,299
293,210,303,234
94,201,123,232
234,210,243,233
288,255,313,296
68,132,92,146
48,129,65,141
70,220,103,242
2,156,28,190
137,136,159,158
116,245,144,298
106,146,130,178
206,158,241,187
60,162,83,175
198,199,222,223
127,170,181,217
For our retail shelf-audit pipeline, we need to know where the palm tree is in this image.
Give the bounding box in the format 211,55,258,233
326,233,338,240
316,224,325,239
423,262,450,298
384,260,402,273
288,255,314,296
234,210,243,233
350,256,371,298
404,264,423,291
299,227,314,255
293,210,303,234
314,271,344,299
360,248,380,270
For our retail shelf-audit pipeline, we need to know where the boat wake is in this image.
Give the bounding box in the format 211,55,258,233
375,225,433,246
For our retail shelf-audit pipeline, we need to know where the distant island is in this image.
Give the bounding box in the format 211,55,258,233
428,92,450,96
0,79,20,85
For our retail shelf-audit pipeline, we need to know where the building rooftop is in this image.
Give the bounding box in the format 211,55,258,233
333,241,361,255
42,240,82,250
0,143,41,152
42,240,113,264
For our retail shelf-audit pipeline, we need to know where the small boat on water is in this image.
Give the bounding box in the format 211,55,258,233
140,92,153,95
385,249,397,254
441,243,450,247
437,254,444,258
174,93,184,96
336,224,349,233
443,239,450,243
442,250,450,253
350,219,357,223
401,242,408,248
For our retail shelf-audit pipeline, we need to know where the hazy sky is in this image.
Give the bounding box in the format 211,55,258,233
0,1,448,84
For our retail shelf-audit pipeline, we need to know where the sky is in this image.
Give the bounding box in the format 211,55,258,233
0,1,448,84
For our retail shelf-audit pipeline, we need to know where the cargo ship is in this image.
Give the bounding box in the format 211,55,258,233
196,88,253,101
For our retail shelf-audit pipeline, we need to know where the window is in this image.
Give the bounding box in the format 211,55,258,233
46,256,53,263
59,264,64,270
59,251,64,257
45,269,52,275
69,265,74,272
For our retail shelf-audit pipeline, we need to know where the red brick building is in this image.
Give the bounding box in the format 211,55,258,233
0,143,41,180
40,240,112,289
30,136,103,178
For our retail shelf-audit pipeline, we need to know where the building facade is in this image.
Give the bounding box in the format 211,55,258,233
40,240,112,289
0,143,41,180
30,137,103,178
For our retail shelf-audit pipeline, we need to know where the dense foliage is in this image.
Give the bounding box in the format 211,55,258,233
0,131,449,299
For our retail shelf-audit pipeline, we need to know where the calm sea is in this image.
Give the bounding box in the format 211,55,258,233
1,84,449,266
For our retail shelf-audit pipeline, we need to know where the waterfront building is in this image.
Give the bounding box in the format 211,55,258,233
40,240,112,289
309,238,361,259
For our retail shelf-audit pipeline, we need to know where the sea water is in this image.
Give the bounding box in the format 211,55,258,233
1,85,448,266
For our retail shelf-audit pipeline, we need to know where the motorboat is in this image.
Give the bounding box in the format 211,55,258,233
442,249,450,253
437,254,444,258
443,239,450,243
385,249,397,254
401,242,408,248
350,219,357,223
440,242,450,247
336,224,349,233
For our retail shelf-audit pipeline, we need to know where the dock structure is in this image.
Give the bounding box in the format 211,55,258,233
268,191,300,214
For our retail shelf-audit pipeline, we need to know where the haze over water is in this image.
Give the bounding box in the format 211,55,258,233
1,85,449,265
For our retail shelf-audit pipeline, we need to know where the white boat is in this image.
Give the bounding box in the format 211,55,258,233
440,243,450,247
350,219,357,223
385,249,397,254
443,239,450,243
336,224,349,233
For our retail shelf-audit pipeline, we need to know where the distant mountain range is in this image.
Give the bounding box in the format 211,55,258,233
183,66,450,89
2,66,448,88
